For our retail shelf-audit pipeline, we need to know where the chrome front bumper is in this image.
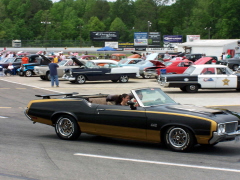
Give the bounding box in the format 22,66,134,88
62,74,75,81
143,70,157,77
210,130,240,144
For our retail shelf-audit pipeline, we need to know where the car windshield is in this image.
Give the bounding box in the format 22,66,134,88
85,61,98,68
119,59,128,64
58,60,74,66
183,66,196,74
233,53,240,58
164,61,173,67
132,88,176,107
5,58,15,63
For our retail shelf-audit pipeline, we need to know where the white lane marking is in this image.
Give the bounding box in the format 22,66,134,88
0,116,8,118
0,78,64,93
74,153,240,173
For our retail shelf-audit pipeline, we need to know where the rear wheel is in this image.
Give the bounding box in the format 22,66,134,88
55,115,81,140
76,75,86,84
24,70,32,77
164,126,195,152
186,84,199,93
119,75,129,83
45,72,51,81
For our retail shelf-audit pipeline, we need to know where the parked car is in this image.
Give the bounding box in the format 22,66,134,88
185,53,203,62
0,57,23,69
34,58,82,81
110,53,127,61
24,87,240,152
62,58,139,84
144,59,193,79
221,53,240,71
159,64,240,92
17,55,52,77
194,57,221,65
76,55,97,60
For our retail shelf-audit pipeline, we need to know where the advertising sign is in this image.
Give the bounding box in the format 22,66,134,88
163,35,183,43
148,32,161,46
118,42,134,48
90,31,119,41
105,42,118,48
186,35,200,42
134,32,148,46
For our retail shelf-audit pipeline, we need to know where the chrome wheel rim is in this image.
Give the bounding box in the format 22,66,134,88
25,71,32,77
169,128,187,148
189,85,196,91
120,75,128,82
77,75,85,83
57,118,74,136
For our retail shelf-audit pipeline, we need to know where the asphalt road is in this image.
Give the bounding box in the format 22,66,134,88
0,76,240,180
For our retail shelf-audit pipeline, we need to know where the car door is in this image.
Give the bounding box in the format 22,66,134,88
198,67,217,88
215,67,237,88
94,104,147,140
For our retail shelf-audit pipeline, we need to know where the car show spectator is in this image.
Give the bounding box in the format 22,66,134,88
53,55,58,63
49,59,59,87
4,63,14,75
21,54,29,65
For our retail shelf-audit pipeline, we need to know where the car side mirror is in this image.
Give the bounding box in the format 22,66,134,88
127,101,136,110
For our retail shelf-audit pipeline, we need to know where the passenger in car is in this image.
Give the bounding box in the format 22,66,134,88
116,94,130,106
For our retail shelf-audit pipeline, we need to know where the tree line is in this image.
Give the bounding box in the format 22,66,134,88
0,0,239,44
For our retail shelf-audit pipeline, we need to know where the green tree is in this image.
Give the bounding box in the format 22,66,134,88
110,17,129,41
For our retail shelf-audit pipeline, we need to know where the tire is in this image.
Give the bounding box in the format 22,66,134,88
45,72,51,81
185,84,199,93
119,75,129,83
55,115,81,140
40,76,46,80
24,70,32,77
165,126,195,152
75,75,86,84
142,74,151,79
111,80,118,82
180,87,187,92
232,64,239,71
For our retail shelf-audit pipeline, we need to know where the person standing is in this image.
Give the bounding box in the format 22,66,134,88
21,54,29,65
49,59,59,87
53,55,58,63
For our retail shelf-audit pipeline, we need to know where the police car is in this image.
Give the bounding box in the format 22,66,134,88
159,64,240,92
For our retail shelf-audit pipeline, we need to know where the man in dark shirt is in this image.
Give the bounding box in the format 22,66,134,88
49,59,59,87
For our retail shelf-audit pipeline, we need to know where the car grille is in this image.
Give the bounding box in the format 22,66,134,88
225,122,238,133
146,69,155,73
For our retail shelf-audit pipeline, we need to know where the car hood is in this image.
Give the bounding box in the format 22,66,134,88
148,104,239,123
194,57,212,64
146,53,159,61
150,60,165,66
71,57,85,66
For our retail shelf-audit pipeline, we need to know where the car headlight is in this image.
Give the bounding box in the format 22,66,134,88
217,123,226,135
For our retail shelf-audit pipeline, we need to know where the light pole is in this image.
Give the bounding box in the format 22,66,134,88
205,27,211,39
41,21,51,50
147,21,152,49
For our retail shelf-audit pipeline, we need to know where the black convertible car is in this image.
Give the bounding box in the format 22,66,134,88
25,87,240,152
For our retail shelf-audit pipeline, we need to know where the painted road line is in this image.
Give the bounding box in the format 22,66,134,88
74,153,240,173
0,79,64,94
0,116,8,118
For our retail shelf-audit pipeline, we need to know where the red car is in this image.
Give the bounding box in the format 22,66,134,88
143,59,193,79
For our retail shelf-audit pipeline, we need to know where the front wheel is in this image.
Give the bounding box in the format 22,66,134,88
186,84,199,93
232,64,239,71
24,70,32,77
119,75,129,83
164,126,195,152
75,75,86,84
45,72,51,81
55,115,81,140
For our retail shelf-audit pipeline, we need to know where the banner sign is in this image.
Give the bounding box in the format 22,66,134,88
135,48,146,51
105,42,118,48
118,42,134,48
148,32,161,46
163,35,183,43
134,32,148,46
186,35,200,42
90,31,119,41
